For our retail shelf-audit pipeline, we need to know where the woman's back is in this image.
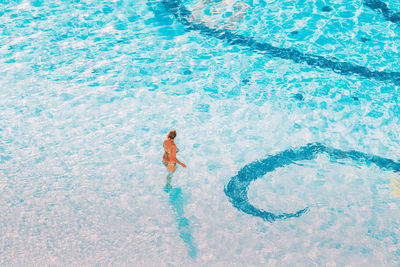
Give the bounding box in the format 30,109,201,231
163,139,176,161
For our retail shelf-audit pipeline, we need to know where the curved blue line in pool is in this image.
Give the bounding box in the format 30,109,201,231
365,0,400,26
224,142,400,222
161,0,400,86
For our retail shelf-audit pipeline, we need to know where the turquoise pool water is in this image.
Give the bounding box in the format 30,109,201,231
1,0,400,265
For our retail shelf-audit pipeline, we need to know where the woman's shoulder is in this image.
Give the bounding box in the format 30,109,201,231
164,139,176,147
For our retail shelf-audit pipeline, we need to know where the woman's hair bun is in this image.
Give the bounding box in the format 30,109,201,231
168,130,176,139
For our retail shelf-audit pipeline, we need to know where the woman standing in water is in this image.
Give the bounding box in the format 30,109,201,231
163,130,186,173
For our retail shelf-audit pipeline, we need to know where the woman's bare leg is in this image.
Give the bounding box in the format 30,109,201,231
165,172,173,188
167,164,176,173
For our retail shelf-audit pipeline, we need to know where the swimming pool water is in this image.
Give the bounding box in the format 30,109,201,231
1,0,400,265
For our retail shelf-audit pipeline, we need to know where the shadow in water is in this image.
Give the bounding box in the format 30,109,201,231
164,176,197,258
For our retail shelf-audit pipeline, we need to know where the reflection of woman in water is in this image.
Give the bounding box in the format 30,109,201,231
163,130,187,173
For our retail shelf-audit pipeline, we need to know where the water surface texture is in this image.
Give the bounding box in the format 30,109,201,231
1,0,400,266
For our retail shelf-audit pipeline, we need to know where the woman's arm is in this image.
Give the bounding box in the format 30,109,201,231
171,146,187,168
